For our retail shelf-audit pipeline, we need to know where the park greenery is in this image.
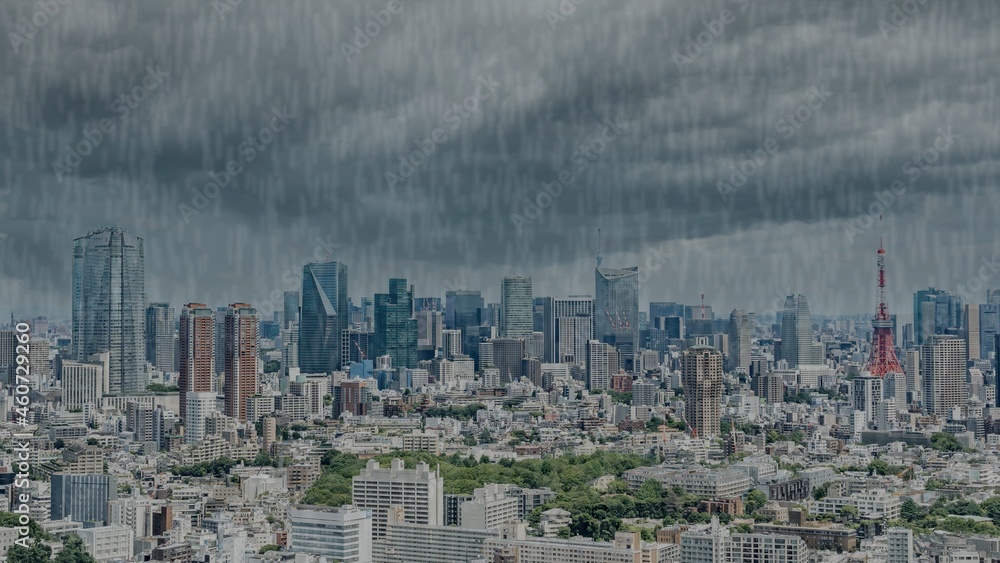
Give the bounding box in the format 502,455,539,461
423,403,486,421
171,452,280,477
892,497,1000,537
145,383,178,393
930,432,966,452
301,450,765,542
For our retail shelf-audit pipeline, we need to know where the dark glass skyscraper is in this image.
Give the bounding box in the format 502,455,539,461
594,267,639,366
298,262,347,373
913,288,963,346
283,291,300,329
374,278,418,369
72,227,146,395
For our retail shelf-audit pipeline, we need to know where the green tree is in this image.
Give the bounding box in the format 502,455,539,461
258,545,280,554
636,479,664,501
745,490,767,514
930,433,964,452
53,438,65,449
645,418,664,432
6,542,52,563
839,505,859,521
54,533,97,563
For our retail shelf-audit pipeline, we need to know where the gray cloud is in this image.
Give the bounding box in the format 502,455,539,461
2,0,999,321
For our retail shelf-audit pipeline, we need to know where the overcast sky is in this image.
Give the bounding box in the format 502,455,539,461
2,0,999,322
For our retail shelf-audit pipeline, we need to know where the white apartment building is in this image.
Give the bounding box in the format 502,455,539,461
484,531,650,563
61,352,109,411
77,524,134,562
184,392,217,445
811,491,902,521
352,459,443,539
287,504,373,563
374,507,498,563
460,484,520,531
682,519,808,563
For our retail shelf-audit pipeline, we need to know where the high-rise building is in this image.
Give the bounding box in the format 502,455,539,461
979,303,1000,360
352,459,443,539
442,329,463,359
913,288,963,345
224,303,258,421
214,306,227,375
491,338,526,384
288,505,373,563
283,291,300,329
178,303,214,421
459,484,520,531
416,309,444,350
51,473,117,524
595,267,639,367
681,345,723,438
72,227,146,395
374,279,418,369
852,376,883,425
557,314,593,365
727,310,751,373
649,301,685,320
780,294,817,368
335,379,369,418
586,340,612,391
965,304,982,361
921,334,967,417
542,296,594,364
145,303,175,373
445,290,483,330
887,527,914,563
500,276,533,339
184,392,216,445
299,261,348,373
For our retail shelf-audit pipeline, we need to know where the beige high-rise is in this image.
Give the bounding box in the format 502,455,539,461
682,345,723,438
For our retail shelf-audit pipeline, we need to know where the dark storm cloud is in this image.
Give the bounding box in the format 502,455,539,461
2,0,999,320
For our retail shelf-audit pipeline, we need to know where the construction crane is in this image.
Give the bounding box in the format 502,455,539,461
700,293,706,319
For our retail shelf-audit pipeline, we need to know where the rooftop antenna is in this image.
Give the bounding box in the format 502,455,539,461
700,293,706,319
596,228,603,268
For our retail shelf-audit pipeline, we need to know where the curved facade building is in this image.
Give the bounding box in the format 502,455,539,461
71,227,146,395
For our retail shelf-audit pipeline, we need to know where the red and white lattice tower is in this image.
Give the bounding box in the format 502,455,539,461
864,239,903,376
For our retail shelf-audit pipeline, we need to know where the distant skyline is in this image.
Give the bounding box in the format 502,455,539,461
2,1,999,320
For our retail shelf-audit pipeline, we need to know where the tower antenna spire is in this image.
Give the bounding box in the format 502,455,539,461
865,222,903,377
596,228,603,268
